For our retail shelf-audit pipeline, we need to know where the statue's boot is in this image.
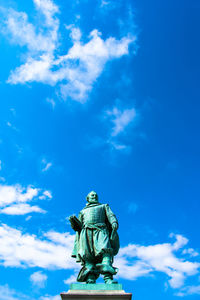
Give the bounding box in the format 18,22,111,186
85,262,98,283
96,253,118,278
86,272,96,284
104,273,118,284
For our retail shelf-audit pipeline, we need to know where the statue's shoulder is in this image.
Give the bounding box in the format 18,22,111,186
101,203,110,210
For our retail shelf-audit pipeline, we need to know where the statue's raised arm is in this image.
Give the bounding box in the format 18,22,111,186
69,191,120,284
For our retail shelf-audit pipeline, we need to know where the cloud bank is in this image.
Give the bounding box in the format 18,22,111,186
116,233,199,289
0,224,75,269
0,224,199,295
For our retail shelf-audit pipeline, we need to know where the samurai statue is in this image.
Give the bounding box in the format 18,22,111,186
69,191,120,284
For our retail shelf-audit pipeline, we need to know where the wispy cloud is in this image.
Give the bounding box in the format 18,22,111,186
41,158,53,172
0,284,29,300
176,285,200,297
0,184,51,215
1,0,136,102
30,271,47,288
64,274,77,285
105,106,137,136
103,103,138,151
46,98,56,109
100,0,111,8
182,248,199,257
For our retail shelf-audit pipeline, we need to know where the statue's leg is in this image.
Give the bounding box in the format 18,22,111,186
96,252,118,283
102,253,118,283
85,262,95,284
77,261,98,283
77,228,100,283
102,253,113,265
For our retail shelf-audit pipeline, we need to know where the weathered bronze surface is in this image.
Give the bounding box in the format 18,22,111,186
69,191,120,284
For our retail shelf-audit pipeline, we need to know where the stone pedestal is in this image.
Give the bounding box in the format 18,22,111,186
60,284,132,300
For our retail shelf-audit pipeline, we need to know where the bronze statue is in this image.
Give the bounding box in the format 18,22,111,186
69,191,120,284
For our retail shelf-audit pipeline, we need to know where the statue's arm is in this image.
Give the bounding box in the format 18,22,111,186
105,204,118,230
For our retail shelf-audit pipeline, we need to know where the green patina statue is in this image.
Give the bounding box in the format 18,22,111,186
69,191,120,284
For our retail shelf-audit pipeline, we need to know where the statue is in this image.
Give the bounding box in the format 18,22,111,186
69,191,120,284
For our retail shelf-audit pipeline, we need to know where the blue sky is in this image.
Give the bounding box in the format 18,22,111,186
0,0,200,299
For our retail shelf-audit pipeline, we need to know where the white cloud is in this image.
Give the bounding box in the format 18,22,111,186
0,203,46,215
170,233,188,250
33,0,59,26
44,231,73,246
116,234,200,289
30,271,47,288
42,190,52,199
0,184,51,215
59,30,134,102
66,25,82,42
0,184,37,206
0,224,76,269
4,0,59,53
2,0,136,102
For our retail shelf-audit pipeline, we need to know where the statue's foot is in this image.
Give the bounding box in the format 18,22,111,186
104,278,118,284
86,273,96,284
86,278,96,284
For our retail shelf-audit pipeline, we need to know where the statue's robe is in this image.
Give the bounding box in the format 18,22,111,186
71,203,119,281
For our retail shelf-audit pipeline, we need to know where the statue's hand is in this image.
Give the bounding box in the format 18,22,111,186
69,215,82,232
69,215,75,221
112,222,118,231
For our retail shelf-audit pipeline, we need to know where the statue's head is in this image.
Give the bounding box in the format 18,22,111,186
86,191,99,204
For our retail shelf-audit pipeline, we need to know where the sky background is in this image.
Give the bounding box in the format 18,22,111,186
0,0,200,299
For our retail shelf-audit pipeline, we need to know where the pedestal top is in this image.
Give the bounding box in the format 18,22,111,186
70,284,123,291
60,283,132,300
